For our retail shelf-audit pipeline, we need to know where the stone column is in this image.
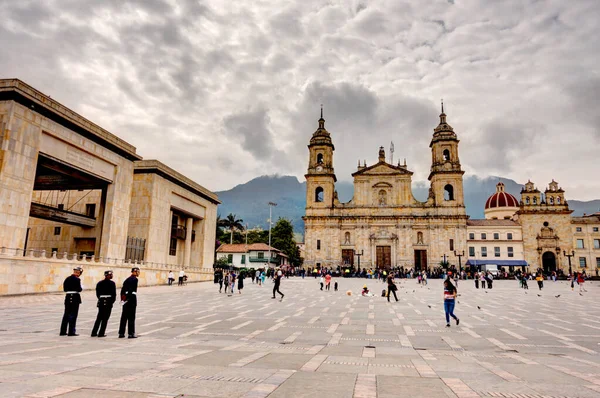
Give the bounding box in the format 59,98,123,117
183,217,193,268
0,103,40,251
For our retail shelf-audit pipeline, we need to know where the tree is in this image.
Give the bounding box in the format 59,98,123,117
219,213,245,244
246,229,269,244
270,218,302,266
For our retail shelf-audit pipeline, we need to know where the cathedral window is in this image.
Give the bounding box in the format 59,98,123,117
526,197,530,205
317,240,321,250
344,232,351,245
317,153,324,164
533,197,537,205
417,232,424,244
378,190,387,206
315,187,324,202
549,197,554,205
443,149,450,161
449,239,454,251
557,197,561,204
444,184,454,201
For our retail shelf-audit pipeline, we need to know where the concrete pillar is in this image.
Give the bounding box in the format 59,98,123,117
183,217,193,268
0,102,39,251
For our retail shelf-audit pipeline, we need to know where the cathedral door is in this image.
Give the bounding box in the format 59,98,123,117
414,250,428,271
342,249,354,266
376,246,391,269
542,251,556,274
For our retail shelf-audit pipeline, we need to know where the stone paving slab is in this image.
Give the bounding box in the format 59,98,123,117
0,278,599,397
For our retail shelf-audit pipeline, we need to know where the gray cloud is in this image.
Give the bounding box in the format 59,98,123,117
0,0,599,200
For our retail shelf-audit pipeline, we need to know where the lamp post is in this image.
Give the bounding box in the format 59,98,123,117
356,250,364,271
563,250,575,276
267,202,277,269
454,250,465,278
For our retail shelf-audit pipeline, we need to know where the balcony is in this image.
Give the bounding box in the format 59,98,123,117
171,225,187,240
249,256,279,264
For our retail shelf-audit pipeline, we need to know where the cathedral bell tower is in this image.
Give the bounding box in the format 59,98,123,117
305,107,337,208
428,102,465,207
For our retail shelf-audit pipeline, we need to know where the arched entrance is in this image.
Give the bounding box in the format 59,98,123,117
542,251,556,274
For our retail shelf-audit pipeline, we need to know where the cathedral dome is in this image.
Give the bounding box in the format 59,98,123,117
485,182,519,209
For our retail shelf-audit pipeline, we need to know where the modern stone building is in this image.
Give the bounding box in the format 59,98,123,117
303,106,468,271
0,79,219,294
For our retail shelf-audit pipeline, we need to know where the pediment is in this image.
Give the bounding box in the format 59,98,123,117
373,182,393,188
352,161,413,177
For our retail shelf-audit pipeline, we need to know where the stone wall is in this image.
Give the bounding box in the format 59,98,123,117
0,251,213,296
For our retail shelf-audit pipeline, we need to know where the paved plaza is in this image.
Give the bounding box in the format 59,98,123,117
0,277,600,398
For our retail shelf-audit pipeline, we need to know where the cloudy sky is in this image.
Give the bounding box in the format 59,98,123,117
2,0,599,199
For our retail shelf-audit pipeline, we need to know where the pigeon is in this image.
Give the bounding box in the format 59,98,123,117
579,293,583,296
458,301,460,304
537,294,541,297
477,306,481,310
555,295,561,298
427,305,431,308
485,291,488,294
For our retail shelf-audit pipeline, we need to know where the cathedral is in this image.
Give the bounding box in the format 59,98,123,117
302,106,468,271
302,106,600,275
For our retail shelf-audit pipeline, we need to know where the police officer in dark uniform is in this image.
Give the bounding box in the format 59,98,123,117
119,267,140,339
91,270,117,337
60,266,83,336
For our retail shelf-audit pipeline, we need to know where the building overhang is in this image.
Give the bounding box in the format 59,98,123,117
0,79,142,161
134,160,221,205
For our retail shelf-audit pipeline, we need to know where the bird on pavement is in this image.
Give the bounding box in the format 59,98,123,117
537,294,541,297
555,295,561,298
477,306,481,310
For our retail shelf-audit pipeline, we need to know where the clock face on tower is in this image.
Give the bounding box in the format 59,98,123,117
316,166,323,172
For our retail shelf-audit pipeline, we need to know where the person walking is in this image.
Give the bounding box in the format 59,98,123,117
272,269,285,300
480,272,486,289
224,271,230,294
578,271,587,292
474,272,479,289
238,271,245,294
59,266,83,336
119,267,140,339
325,273,332,291
319,275,324,291
443,275,460,327
168,270,174,286
256,270,261,286
536,273,544,290
230,271,236,295
178,269,185,286
218,271,224,293
91,270,117,337
387,273,398,302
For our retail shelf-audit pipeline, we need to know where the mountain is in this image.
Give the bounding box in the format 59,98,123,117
215,175,599,236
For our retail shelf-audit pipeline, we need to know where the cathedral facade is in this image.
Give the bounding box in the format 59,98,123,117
303,107,468,271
